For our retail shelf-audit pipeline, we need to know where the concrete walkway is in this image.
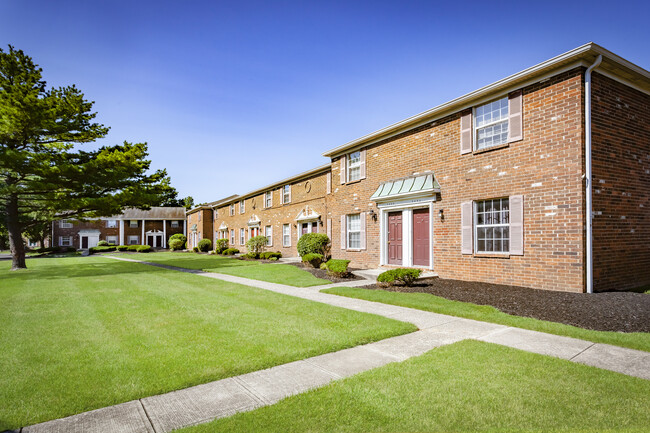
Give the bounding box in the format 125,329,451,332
19,256,650,433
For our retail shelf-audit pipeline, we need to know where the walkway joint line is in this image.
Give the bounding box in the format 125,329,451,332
138,399,157,433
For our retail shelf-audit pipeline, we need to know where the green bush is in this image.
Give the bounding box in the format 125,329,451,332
297,233,330,258
223,248,240,255
377,268,422,286
136,245,152,253
89,245,117,254
269,256,278,261
116,245,128,251
260,251,282,260
198,238,212,252
302,253,323,268
324,259,351,277
169,238,184,251
215,238,229,254
241,252,259,259
169,233,187,249
319,262,327,270
65,247,76,253
246,235,268,255
97,240,109,247
193,246,199,252
127,245,139,251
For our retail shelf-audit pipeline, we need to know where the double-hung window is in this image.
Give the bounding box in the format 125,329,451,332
171,220,179,228
106,236,118,245
347,214,361,249
282,224,290,247
230,204,235,216
128,235,139,245
60,219,72,228
265,191,272,208
129,220,138,228
106,219,117,228
282,185,291,204
240,228,245,245
265,226,272,246
347,151,361,182
475,198,510,253
474,97,508,151
240,200,245,214
230,229,235,245
59,236,72,246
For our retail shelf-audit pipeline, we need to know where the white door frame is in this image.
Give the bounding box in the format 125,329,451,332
146,231,164,248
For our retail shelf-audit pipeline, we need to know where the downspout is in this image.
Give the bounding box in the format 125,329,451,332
585,54,602,294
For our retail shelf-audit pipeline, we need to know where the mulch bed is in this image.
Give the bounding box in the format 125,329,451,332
361,278,650,333
285,261,363,284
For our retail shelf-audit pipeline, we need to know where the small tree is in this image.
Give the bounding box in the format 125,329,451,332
297,233,330,258
215,238,229,254
246,235,267,255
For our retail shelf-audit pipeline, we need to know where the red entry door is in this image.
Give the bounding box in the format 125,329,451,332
388,212,402,265
301,224,309,236
412,208,430,267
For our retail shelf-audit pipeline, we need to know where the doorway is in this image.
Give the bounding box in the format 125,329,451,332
388,211,402,265
412,208,430,266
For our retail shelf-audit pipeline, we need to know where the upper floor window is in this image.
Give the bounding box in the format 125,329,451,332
475,198,509,253
347,214,361,249
106,219,117,228
229,204,235,216
240,200,245,214
129,220,138,228
282,185,291,204
265,191,272,208
474,97,508,151
59,219,72,228
348,151,361,182
171,220,179,228
198,212,201,222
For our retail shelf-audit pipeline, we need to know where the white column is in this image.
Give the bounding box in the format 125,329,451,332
403,209,413,267
163,219,167,248
141,219,145,245
379,208,386,266
119,220,125,245
183,220,186,236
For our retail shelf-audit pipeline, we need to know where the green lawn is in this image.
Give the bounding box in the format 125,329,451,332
180,340,650,433
112,252,330,287
322,287,650,352
0,256,414,430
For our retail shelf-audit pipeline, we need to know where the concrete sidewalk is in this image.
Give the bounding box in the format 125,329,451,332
19,255,650,433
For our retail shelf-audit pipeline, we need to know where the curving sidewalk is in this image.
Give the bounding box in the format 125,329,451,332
18,256,650,433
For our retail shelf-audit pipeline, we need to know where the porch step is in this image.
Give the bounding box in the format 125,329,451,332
352,268,438,281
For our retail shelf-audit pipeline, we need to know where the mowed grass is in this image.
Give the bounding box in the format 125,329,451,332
114,252,330,287
0,257,414,430
180,340,650,433
322,287,650,352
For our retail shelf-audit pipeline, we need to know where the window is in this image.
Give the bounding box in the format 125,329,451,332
230,229,235,245
282,185,291,204
171,220,179,228
59,219,72,228
198,212,201,222
59,236,72,246
214,209,218,219
128,235,139,245
347,214,361,249
230,204,235,216
475,198,510,253
348,151,361,182
240,228,245,246
265,191,272,208
283,224,291,247
240,200,245,214
28,239,38,247
129,220,138,228
106,219,117,228
265,226,272,246
475,97,508,150
106,236,118,245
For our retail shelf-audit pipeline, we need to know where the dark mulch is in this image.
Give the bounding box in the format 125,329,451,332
285,261,363,284
361,278,650,333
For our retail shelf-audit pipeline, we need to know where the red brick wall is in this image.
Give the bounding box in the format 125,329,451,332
52,218,185,247
186,209,213,248
327,68,586,292
591,72,650,291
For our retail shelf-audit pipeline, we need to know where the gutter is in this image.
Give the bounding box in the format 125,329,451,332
585,54,602,294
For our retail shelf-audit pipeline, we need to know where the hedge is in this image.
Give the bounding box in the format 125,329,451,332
89,245,117,254
223,248,240,255
377,268,422,286
297,233,330,257
260,251,282,260
116,245,128,251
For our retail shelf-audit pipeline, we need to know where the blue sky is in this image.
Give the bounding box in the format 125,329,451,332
2,0,649,204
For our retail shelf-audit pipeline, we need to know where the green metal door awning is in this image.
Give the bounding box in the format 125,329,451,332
370,174,440,202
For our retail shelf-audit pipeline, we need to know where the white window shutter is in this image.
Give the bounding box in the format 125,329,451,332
340,215,346,249
360,212,367,250
461,202,473,254
508,90,523,142
340,156,347,184
280,189,283,205
509,195,524,255
288,186,291,203
326,172,332,194
269,226,273,247
460,111,472,154
360,149,367,180
327,218,332,240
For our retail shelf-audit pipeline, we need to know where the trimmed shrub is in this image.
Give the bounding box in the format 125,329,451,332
127,245,139,251
297,233,330,258
136,245,152,253
377,268,422,286
269,256,278,261
246,235,268,255
198,238,212,252
260,251,282,260
223,248,240,255
97,240,109,247
116,245,128,251
302,253,323,268
169,238,184,251
241,252,259,259
89,245,117,254
215,238,229,254
169,233,187,249
324,259,351,277
319,262,327,270
193,246,199,252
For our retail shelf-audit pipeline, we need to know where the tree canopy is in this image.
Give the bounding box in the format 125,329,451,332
1,45,178,269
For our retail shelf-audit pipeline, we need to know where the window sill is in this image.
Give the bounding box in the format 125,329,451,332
473,142,509,155
346,248,365,252
473,253,510,259
345,179,363,185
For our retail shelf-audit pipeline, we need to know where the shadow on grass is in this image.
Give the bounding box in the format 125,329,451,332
110,252,260,271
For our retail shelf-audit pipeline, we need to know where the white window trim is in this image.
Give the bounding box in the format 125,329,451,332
347,214,361,249
265,226,272,247
282,224,291,247
106,236,118,245
230,204,235,216
59,236,72,247
60,219,72,229
473,198,510,254
171,220,179,228
106,219,117,228
265,191,273,208
473,97,509,151
240,200,245,214
230,229,235,245
128,235,140,245
347,151,361,182
282,185,291,204
240,228,245,246
129,220,138,228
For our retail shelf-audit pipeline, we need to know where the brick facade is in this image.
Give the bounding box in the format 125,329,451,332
186,208,214,249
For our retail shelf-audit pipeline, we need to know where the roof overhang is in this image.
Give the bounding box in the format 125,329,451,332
247,215,261,227
370,174,440,203
323,43,650,158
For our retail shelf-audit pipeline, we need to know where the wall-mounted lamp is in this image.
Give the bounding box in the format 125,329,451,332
369,209,378,222
318,217,323,226
438,209,444,220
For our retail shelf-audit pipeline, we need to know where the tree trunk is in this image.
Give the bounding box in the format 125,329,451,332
6,195,27,270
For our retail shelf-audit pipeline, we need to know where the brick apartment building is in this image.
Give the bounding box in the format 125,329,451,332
52,207,186,249
191,43,649,293
186,196,238,250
